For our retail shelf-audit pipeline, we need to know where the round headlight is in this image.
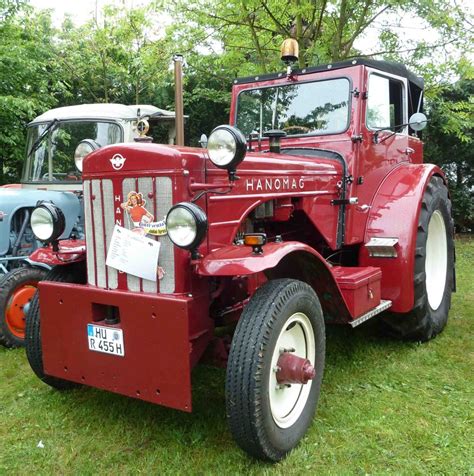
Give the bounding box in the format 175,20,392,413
74,139,100,172
166,202,207,250
31,202,65,242
207,125,246,169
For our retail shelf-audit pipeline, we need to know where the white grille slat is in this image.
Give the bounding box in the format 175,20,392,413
83,180,96,286
102,179,117,289
156,177,175,294
138,177,157,293
91,180,106,288
122,178,140,292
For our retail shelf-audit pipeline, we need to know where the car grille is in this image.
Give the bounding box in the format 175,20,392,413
83,177,175,294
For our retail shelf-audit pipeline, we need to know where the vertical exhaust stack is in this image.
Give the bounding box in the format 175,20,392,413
173,54,185,146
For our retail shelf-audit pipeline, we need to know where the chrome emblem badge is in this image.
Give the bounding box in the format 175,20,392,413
110,154,126,170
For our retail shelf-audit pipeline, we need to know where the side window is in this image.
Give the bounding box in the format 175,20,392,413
367,74,405,131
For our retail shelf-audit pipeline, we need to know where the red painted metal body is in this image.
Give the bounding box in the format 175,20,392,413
40,282,211,411
29,239,86,267
37,61,439,411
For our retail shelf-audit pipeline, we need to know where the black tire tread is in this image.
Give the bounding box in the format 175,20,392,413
383,176,454,341
226,279,325,461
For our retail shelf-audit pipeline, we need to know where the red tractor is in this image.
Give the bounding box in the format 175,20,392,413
25,46,454,461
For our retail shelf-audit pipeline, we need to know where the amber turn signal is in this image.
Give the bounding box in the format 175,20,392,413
243,233,267,247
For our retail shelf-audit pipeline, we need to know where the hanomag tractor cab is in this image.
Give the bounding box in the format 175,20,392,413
0,103,177,348
25,46,453,462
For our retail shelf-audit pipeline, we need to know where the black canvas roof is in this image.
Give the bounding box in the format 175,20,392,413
233,58,424,89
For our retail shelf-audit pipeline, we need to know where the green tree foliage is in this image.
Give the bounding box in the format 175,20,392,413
425,65,474,231
0,0,66,183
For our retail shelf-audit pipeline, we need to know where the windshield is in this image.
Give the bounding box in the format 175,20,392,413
235,78,350,138
22,121,122,183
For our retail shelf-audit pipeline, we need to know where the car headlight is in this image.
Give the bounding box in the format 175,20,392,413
166,202,207,250
74,139,100,172
207,125,246,170
30,202,65,242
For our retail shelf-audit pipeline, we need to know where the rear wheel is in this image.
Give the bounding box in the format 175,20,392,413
25,262,86,390
226,279,325,461
383,176,454,341
0,266,47,348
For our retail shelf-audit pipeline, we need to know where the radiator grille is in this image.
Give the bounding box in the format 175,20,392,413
83,177,175,293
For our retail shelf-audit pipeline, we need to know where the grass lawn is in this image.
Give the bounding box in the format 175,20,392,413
0,239,472,475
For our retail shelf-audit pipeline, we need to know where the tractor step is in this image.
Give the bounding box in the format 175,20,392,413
365,237,399,258
349,299,392,328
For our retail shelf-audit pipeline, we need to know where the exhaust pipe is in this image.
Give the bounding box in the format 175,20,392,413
173,54,185,146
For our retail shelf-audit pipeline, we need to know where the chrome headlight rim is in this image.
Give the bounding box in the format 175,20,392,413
74,139,100,172
30,201,65,243
166,202,208,250
207,125,247,170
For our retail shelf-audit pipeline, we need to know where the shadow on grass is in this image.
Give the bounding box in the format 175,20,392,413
33,315,416,461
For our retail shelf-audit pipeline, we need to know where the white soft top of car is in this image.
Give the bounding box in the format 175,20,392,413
30,104,176,124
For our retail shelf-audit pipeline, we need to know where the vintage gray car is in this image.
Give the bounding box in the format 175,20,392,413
0,103,176,347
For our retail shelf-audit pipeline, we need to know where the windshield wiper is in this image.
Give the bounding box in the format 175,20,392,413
28,118,59,157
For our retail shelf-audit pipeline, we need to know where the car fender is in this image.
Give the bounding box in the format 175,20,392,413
28,239,86,267
198,241,352,323
359,163,447,313
0,189,82,255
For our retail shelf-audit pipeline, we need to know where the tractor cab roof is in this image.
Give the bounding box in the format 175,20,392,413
29,104,176,125
233,57,424,90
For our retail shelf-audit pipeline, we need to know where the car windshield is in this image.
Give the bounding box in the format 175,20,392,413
22,121,122,183
235,78,350,138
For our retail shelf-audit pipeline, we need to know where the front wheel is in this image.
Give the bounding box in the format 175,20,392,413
0,266,48,348
225,279,325,461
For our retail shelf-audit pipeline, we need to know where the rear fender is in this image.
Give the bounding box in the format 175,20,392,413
198,242,351,323
28,239,86,267
359,163,446,313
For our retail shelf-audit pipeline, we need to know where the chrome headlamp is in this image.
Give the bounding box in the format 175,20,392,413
74,139,100,172
207,125,246,170
166,202,207,251
30,201,65,242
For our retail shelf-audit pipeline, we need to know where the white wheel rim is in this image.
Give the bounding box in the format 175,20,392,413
425,210,447,310
269,312,316,429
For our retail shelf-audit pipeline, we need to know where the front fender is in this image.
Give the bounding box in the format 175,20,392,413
198,241,352,323
28,239,86,267
198,241,330,276
359,163,446,313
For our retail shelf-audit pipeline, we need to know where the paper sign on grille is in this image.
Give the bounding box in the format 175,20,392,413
106,225,160,281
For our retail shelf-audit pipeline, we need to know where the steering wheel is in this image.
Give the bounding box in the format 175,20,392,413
282,125,310,134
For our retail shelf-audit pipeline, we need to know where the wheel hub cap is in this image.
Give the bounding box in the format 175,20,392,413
6,285,37,338
276,352,315,385
269,312,316,429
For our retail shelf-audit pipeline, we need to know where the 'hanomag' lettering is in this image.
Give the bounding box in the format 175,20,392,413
245,177,304,192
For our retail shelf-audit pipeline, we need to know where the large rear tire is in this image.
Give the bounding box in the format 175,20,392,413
25,262,86,390
383,176,454,341
0,266,48,348
225,279,325,461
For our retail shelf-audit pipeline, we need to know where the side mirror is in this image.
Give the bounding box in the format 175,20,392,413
199,134,208,148
409,112,428,132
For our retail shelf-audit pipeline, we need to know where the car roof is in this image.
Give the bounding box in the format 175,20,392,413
29,104,176,125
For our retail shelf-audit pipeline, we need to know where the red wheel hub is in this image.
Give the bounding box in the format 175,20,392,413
276,352,315,385
5,284,37,338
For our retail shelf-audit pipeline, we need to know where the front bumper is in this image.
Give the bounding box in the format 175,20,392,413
39,282,211,412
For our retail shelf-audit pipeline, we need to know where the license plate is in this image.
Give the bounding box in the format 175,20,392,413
87,324,125,357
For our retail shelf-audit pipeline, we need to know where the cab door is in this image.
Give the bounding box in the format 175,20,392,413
347,69,410,243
